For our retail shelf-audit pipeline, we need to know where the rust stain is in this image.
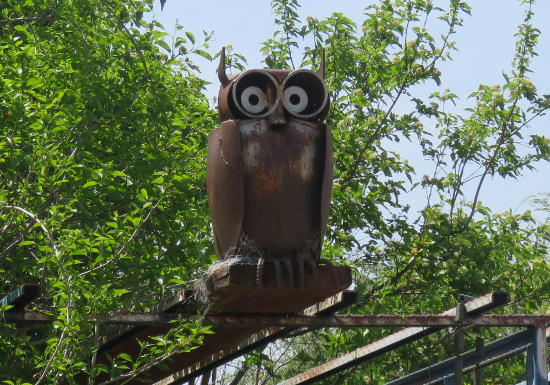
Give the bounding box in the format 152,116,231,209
256,169,280,192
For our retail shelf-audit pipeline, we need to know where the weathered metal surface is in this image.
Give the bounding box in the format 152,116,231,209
385,327,550,385
473,336,484,385
198,314,550,328
0,283,41,310
5,311,547,329
302,290,357,316
217,49,329,123
92,271,351,385
207,120,244,258
277,292,510,385
151,290,358,385
454,329,465,385
207,118,333,260
106,290,353,385
95,288,197,356
2,310,52,324
202,258,352,313
209,52,332,261
528,327,549,385
238,119,324,254
157,287,197,313
96,324,265,385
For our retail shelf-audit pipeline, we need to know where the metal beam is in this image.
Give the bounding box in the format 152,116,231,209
197,314,550,329
1,292,354,327
385,327,550,385
1,310,52,323
5,312,547,328
151,290,358,385
277,292,509,385
0,284,41,310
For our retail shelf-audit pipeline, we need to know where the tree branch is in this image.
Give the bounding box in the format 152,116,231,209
80,202,158,276
1,205,59,259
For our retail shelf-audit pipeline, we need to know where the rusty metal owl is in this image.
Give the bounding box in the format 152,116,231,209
207,48,333,284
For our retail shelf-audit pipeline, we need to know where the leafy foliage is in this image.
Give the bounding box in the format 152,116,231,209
1,0,216,382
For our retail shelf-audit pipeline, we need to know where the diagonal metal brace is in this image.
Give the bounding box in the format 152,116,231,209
0,283,41,311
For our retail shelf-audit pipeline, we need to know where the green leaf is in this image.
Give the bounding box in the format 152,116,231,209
185,31,195,44
113,289,129,296
193,49,212,60
13,25,30,36
83,181,98,188
118,353,133,362
157,40,171,52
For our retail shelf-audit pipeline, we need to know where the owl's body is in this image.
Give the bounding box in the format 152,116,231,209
207,51,332,266
240,119,325,254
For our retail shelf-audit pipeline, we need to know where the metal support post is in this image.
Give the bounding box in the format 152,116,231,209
526,327,548,385
454,330,464,385
527,341,534,385
454,302,466,385
473,334,484,385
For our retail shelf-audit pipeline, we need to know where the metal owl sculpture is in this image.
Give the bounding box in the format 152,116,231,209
207,48,333,284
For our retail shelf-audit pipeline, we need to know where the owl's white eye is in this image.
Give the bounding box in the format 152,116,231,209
232,70,278,119
284,86,308,114
240,86,267,115
282,70,328,119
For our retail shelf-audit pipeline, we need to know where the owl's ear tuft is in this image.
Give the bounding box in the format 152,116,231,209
318,48,326,79
218,47,230,87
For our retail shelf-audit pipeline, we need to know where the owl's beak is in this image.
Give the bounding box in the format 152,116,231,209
268,101,286,127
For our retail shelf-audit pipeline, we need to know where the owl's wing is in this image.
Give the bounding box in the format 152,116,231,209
207,120,244,259
319,124,334,243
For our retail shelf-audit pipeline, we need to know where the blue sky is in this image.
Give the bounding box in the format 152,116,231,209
148,0,550,216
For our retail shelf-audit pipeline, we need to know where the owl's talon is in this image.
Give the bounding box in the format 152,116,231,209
297,257,305,288
293,255,321,287
256,256,265,288
283,259,294,287
272,259,282,287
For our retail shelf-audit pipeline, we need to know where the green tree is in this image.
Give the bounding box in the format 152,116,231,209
1,0,215,382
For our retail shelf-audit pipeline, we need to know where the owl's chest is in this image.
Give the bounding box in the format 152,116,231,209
239,119,323,188
238,119,325,251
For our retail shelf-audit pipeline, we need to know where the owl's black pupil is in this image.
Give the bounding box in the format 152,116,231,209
290,94,300,105
249,94,260,105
